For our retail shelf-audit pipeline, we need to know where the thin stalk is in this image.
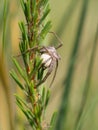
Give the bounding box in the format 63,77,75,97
11,0,54,129
74,26,98,130
2,0,7,56
55,0,89,129
1,0,14,130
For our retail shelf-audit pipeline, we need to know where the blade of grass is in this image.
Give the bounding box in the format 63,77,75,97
54,0,89,129
48,0,80,101
2,0,7,56
77,97,98,130
10,70,25,90
0,1,14,130
75,94,98,130
74,26,98,130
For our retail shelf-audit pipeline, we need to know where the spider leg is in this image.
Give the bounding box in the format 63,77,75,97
38,56,52,70
56,43,63,49
42,46,52,56
36,60,54,87
49,31,63,49
41,24,63,48
14,46,38,57
49,59,58,88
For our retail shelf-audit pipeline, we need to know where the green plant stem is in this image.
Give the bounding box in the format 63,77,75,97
74,26,98,130
2,0,7,56
11,0,54,129
55,0,89,130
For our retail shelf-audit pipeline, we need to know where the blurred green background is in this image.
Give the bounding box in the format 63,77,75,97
0,0,98,130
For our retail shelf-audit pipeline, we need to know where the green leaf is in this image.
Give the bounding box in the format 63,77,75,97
36,58,44,80
12,58,25,79
10,70,24,90
16,96,33,122
15,94,28,108
40,21,52,39
30,57,42,79
39,4,50,25
24,2,29,21
35,57,42,68
41,88,50,108
43,0,49,7
26,0,31,21
37,68,44,81
18,22,28,41
16,95,37,127
29,82,35,95
42,87,45,104
38,0,49,8
32,0,36,15
49,112,57,130
12,58,30,87
16,100,29,119
31,0,38,26
16,96,24,111
20,0,25,13
45,89,50,107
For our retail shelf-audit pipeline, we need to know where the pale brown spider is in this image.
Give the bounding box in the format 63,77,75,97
36,43,62,87
15,32,62,87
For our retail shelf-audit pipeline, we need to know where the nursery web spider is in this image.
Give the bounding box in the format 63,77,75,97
16,32,62,87
37,44,62,87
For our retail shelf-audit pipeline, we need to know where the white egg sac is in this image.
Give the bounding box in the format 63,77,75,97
41,53,52,67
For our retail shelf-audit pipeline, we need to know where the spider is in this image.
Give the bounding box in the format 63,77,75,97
36,43,62,87
15,32,62,87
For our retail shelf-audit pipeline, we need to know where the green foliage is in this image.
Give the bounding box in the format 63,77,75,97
10,0,55,129
10,70,25,90
1,0,98,130
74,26,98,130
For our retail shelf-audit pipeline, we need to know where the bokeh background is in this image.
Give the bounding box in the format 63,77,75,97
0,0,98,130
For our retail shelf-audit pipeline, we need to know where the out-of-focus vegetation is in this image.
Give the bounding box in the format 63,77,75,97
0,0,98,130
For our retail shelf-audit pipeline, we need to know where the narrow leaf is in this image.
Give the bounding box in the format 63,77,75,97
49,112,57,130
10,70,24,90
12,58,25,79
45,90,50,107
39,5,50,25
40,21,52,39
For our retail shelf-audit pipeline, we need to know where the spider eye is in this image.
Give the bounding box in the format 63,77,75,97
41,53,52,67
